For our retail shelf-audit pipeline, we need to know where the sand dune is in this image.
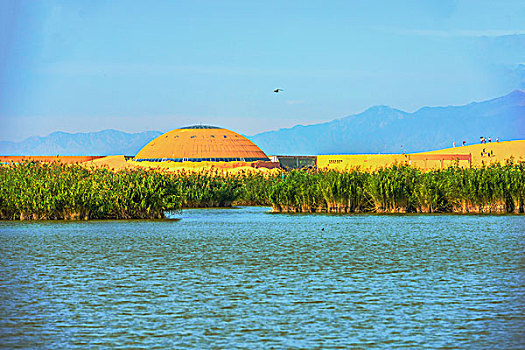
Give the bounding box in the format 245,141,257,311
84,156,281,174
419,140,524,166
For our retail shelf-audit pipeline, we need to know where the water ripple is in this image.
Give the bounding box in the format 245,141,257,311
0,208,524,349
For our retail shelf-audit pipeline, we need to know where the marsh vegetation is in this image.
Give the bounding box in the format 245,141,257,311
1,161,523,220
269,163,525,214
0,162,181,220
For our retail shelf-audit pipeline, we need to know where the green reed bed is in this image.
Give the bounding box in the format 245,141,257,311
0,162,274,220
176,169,280,207
177,169,242,208
269,163,525,213
0,162,182,220
1,161,523,220
233,171,280,206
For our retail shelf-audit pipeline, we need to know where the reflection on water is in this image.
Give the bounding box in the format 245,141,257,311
0,208,524,348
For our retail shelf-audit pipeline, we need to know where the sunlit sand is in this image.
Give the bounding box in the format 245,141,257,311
83,140,524,172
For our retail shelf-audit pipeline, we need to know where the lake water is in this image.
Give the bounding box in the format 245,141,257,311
0,207,523,349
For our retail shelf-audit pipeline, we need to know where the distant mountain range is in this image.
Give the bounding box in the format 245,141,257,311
1,91,523,156
249,90,525,155
0,130,162,156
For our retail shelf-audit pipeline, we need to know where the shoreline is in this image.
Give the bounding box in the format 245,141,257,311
2,206,524,221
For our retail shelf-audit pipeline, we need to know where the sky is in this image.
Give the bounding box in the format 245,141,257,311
1,0,524,141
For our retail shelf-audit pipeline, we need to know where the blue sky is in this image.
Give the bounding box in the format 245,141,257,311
1,0,524,141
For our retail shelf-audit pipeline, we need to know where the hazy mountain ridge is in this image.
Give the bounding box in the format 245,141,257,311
1,91,523,156
250,90,525,155
0,130,163,156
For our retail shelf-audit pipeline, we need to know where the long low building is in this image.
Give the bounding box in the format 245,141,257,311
318,153,471,170
317,140,524,170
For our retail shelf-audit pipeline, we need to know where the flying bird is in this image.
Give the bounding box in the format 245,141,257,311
274,89,283,93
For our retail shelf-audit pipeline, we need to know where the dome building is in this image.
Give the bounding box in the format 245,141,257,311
134,125,270,162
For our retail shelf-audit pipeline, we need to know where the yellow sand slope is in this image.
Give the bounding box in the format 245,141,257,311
84,155,280,174
84,155,133,171
318,140,524,171
420,140,524,166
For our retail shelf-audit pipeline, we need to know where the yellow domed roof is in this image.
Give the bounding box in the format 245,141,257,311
134,125,269,162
